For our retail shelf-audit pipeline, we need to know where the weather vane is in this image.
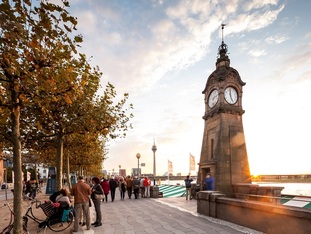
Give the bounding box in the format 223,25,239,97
221,23,226,43
218,23,228,57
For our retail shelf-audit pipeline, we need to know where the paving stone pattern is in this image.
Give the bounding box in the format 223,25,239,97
0,188,263,234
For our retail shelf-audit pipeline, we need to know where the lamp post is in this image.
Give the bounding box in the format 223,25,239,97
136,153,141,177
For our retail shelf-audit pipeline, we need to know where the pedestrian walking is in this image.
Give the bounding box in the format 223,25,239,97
184,175,193,200
126,175,133,199
119,177,127,200
71,175,92,232
109,176,118,202
143,176,151,198
133,176,140,199
140,177,145,198
100,178,110,202
91,177,104,227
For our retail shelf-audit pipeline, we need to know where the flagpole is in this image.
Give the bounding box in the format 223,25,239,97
168,159,169,184
189,153,191,176
168,160,170,185
168,171,169,184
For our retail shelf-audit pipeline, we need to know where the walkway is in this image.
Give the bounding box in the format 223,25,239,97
76,192,262,234
0,189,263,234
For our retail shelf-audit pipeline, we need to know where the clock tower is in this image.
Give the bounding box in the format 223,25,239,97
198,25,251,196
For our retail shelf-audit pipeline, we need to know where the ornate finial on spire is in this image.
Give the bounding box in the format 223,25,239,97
216,23,230,68
218,23,228,57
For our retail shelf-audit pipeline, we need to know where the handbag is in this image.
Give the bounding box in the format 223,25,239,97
61,209,71,222
94,193,104,200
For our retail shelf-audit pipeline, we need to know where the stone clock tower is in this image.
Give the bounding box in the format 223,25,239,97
198,27,251,196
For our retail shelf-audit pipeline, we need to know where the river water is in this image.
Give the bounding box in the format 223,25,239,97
162,180,311,196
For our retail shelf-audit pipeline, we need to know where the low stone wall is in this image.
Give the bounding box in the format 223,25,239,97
232,183,284,204
197,191,311,234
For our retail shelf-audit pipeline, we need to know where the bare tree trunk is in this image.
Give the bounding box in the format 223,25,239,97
12,92,23,234
56,131,64,191
67,154,71,190
78,164,82,177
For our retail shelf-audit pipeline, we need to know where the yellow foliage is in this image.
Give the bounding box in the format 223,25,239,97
65,95,72,104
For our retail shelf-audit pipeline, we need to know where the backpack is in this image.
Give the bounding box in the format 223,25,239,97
185,179,191,188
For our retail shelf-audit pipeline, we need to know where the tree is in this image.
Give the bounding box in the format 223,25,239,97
0,1,84,232
1,1,133,232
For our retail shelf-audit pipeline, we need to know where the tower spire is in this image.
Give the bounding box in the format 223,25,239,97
216,23,230,68
152,139,157,177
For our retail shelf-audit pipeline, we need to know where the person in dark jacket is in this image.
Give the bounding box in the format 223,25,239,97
91,177,103,227
184,175,193,200
108,176,118,202
132,176,140,199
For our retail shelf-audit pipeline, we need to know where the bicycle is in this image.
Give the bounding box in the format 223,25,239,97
22,197,45,227
22,196,74,232
0,202,29,234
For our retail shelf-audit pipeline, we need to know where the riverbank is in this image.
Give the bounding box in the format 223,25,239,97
252,179,311,183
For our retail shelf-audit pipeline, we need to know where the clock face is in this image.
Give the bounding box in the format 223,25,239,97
208,89,219,108
224,87,238,104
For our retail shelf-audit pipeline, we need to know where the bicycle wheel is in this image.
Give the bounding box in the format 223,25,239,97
47,211,73,232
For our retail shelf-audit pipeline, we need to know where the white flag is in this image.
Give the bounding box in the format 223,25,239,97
190,153,195,171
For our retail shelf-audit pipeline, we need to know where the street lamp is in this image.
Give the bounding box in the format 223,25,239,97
136,153,141,177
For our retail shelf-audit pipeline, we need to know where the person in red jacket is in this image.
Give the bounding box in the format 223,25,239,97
100,178,110,202
143,176,151,198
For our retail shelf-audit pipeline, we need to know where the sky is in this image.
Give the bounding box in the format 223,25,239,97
53,0,311,176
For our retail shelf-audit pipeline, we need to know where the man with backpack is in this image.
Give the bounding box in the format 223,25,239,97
184,175,193,200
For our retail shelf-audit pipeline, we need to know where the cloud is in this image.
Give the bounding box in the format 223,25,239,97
237,40,267,58
229,4,285,33
242,0,279,11
248,49,267,57
66,1,285,96
284,51,311,70
265,35,289,44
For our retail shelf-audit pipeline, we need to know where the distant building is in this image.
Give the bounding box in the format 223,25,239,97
119,169,126,178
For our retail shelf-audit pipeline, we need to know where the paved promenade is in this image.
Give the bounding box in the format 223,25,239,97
1,189,263,234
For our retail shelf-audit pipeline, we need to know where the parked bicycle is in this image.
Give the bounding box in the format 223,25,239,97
0,202,29,234
22,196,74,232
22,197,45,227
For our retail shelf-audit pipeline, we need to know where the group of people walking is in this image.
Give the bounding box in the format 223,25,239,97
70,175,153,232
55,173,215,232
108,175,152,200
